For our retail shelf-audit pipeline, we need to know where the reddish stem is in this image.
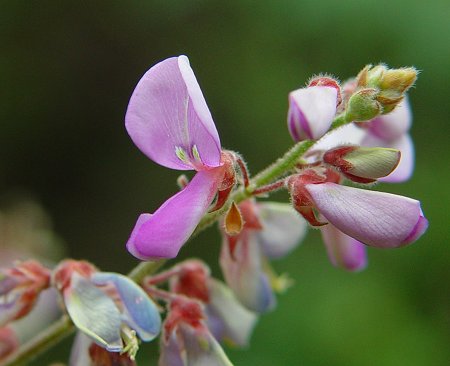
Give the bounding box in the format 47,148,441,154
236,156,250,188
144,286,178,302
144,267,183,286
252,180,285,195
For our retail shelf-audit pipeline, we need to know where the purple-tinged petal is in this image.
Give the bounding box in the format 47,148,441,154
127,168,224,260
320,222,367,272
125,56,221,171
362,133,414,183
159,331,184,366
0,293,21,328
256,202,307,259
288,86,337,141
69,332,93,366
160,298,233,366
91,272,161,342
220,233,275,313
206,279,257,347
305,183,428,248
402,209,429,245
366,97,412,141
178,323,233,366
160,325,233,366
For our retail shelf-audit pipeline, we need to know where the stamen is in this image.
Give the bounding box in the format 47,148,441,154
191,144,202,162
175,146,190,164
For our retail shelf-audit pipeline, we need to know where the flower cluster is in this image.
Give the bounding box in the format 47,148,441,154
0,56,428,365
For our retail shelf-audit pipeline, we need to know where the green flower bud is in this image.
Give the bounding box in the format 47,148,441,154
323,145,401,184
356,64,417,113
345,88,381,122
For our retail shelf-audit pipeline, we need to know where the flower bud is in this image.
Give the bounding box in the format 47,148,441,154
345,88,381,122
323,145,401,183
287,86,338,141
356,64,417,113
308,76,342,105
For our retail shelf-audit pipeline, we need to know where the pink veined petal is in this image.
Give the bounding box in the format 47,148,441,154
366,97,412,141
127,168,224,260
288,86,338,141
362,133,414,183
320,222,367,272
256,202,307,259
125,55,221,171
306,183,428,248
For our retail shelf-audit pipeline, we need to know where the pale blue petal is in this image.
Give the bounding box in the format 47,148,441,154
92,272,161,342
64,273,122,352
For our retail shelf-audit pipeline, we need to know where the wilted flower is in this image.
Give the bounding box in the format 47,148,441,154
125,55,231,260
0,260,51,327
53,260,161,360
220,200,307,313
159,297,233,366
166,260,258,347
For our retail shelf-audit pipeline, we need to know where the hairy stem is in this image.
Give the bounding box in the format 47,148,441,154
250,139,314,190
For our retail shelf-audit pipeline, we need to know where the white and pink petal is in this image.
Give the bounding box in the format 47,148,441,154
305,183,428,248
288,86,338,141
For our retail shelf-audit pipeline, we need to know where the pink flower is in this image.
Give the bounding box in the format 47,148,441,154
125,56,226,260
305,183,428,248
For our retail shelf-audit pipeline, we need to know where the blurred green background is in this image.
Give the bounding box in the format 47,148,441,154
1,0,449,365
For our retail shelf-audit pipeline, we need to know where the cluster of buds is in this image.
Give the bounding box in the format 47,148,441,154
282,64,425,271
